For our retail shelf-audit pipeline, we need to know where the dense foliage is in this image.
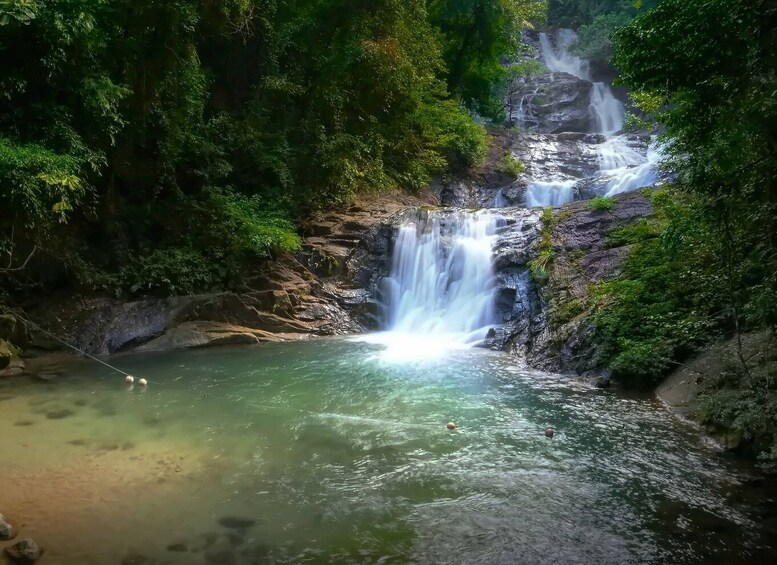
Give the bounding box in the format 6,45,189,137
548,0,657,65
0,0,544,296
593,0,777,459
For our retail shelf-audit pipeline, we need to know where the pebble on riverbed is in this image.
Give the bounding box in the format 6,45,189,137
0,512,16,540
45,408,75,420
4,538,42,562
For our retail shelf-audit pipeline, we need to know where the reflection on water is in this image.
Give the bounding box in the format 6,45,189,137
0,338,775,564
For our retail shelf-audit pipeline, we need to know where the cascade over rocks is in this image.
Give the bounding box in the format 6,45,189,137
27,195,428,355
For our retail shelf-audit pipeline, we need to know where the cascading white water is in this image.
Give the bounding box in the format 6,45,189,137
539,29,625,136
383,212,498,335
525,180,576,207
525,29,661,207
364,211,500,360
539,30,590,80
590,82,625,135
602,140,663,195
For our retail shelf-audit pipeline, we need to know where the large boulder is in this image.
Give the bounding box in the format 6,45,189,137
508,72,595,134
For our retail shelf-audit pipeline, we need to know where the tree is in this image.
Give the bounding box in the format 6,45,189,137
429,0,546,117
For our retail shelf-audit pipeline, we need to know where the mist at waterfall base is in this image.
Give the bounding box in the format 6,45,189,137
358,212,500,361
522,30,662,208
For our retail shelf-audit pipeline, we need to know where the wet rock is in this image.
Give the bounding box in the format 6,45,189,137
0,314,29,347
507,72,595,133
45,408,75,419
4,538,42,562
0,513,16,540
594,376,611,389
217,516,257,529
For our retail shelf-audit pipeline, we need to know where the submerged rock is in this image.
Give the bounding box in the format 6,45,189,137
4,538,42,562
166,542,188,552
45,408,75,420
0,512,16,540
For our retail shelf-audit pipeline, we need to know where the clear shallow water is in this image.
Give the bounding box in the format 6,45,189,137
1,338,775,564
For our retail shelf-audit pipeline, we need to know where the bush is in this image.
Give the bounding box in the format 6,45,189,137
119,247,218,296
501,153,525,177
607,218,660,247
588,195,615,212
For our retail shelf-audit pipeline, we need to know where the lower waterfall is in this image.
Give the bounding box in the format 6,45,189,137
364,211,500,359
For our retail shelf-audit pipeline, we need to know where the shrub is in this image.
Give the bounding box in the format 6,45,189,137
588,195,615,212
607,219,660,247
501,153,525,177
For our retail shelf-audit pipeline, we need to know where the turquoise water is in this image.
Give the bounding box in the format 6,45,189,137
0,338,775,564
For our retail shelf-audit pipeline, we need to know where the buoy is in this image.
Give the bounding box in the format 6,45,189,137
138,378,148,387
545,427,555,439
447,422,456,430
125,375,135,384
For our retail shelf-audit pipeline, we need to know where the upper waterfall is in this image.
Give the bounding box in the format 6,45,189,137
539,29,591,80
538,29,625,136
517,29,659,208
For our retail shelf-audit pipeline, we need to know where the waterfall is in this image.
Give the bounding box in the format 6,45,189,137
365,211,500,359
382,211,498,336
525,180,575,208
539,29,590,80
523,29,660,207
590,82,625,135
602,141,663,196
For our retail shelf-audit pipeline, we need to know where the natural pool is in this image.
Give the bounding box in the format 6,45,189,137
1,337,775,564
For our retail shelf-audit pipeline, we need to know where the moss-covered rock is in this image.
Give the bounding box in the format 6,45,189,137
0,338,24,375
0,313,28,347
1,339,14,370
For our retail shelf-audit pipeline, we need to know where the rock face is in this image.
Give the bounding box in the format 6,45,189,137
507,72,595,134
484,191,654,374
